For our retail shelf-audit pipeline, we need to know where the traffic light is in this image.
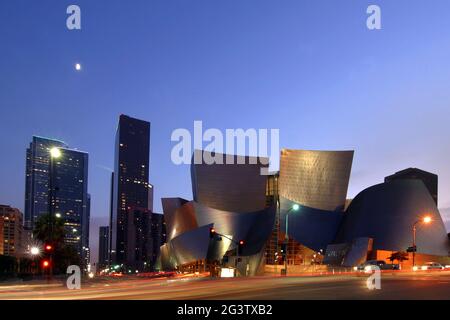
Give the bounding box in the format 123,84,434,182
42,260,50,268
407,246,417,253
238,240,245,255
209,227,216,239
44,244,54,253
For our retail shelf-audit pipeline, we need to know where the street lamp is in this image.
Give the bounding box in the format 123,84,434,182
284,203,300,276
50,147,62,159
30,246,40,256
48,147,62,280
412,216,433,267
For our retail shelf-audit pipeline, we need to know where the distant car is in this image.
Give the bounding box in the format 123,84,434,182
414,262,445,271
354,260,399,273
444,265,450,270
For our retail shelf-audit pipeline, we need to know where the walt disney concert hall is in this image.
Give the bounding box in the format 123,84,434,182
158,149,450,275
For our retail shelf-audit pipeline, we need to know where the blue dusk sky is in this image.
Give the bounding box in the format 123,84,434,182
1,1,450,261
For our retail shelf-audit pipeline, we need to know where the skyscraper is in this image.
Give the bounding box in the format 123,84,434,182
25,136,67,230
111,115,151,266
49,147,90,261
98,226,110,269
25,136,90,263
150,213,166,270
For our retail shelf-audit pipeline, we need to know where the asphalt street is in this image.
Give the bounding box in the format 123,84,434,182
0,271,449,300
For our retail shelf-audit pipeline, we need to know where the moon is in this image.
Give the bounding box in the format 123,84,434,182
75,63,82,71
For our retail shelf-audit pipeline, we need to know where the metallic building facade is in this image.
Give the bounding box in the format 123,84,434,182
279,197,343,252
385,168,438,205
111,115,151,265
335,179,450,256
160,150,275,276
279,149,354,211
159,198,276,275
191,150,269,213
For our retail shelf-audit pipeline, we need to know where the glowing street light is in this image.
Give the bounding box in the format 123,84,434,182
412,215,434,267
284,204,300,276
30,246,40,256
50,147,62,159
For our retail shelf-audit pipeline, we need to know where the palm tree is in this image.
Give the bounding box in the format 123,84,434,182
33,214,65,244
33,214,80,274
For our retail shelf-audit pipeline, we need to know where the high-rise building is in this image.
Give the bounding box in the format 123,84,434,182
0,205,24,257
126,208,152,270
82,194,91,267
150,213,166,270
385,168,438,205
50,147,90,261
24,136,90,262
108,172,114,265
111,115,151,266
98,226,109,269
25,136,67,230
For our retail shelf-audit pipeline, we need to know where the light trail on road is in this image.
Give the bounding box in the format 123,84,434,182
1,271,449,300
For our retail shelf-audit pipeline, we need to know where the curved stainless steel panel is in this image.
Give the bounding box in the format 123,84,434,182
191,150,269,213
162,198,198,241
279,197,343,251
279,149,354,211
170,223,213,266
194,202,276,255
336,180,450,256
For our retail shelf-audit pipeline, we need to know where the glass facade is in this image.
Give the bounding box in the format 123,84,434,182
98,226,110,268
24,136,90,263
51,148,90,260
111,115,151,265
25,136,67,230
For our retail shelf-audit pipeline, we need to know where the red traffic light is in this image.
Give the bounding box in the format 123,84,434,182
209,227,216,239
45,245,52,251
42,260,50,268
239,240,245,245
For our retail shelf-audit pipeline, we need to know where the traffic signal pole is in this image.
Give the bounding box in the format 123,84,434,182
209,227,245,277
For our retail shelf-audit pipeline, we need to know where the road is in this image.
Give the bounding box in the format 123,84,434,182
1,271,450,300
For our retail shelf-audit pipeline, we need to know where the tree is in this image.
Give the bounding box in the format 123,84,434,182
32,214,80,274
387,251,409,265
33,214,65,244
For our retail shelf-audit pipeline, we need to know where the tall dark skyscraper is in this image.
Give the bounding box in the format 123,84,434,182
25,136,67,230
111,115,151,266
150,213,166,270
98,226,110,269
25,136,90,264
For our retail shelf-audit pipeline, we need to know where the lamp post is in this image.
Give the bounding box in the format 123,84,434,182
30,246,40,277
284,203,300,276
48,147,61,279
412,216,432,267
